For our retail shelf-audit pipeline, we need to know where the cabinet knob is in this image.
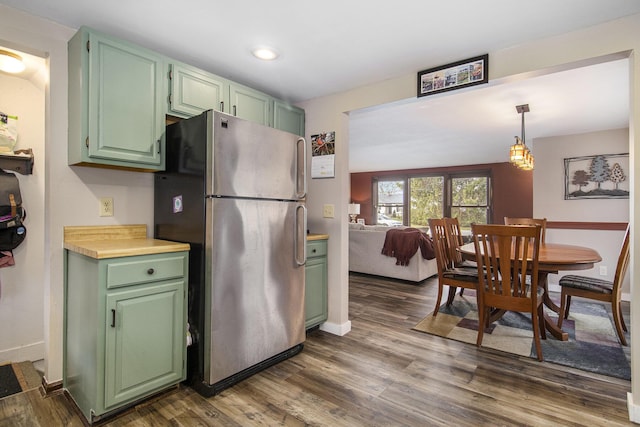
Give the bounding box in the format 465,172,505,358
147,268,155,275
312,249,317,253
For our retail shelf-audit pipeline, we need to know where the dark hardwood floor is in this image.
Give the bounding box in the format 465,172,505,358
0,273,633,426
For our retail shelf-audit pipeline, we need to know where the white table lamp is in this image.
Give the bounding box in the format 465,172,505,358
348,203,360,223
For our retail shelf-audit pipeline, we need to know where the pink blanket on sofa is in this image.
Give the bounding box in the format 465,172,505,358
381,228,435,266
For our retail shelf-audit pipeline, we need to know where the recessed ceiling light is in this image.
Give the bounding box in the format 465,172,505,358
252,47,279,61
0,49,25,73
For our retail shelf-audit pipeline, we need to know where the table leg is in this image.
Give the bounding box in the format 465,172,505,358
539,271,568,341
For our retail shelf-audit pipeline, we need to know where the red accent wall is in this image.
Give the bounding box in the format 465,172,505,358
350,162,532,225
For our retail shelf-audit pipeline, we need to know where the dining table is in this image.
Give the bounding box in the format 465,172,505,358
458,241,602,341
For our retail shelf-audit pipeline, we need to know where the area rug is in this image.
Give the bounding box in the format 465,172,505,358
0,361,41,399
413,290,631,380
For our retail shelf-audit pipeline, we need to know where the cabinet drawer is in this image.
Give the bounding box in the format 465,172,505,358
307,240,327,258
106,254,185,289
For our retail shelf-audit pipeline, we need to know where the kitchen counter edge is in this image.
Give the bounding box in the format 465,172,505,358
307,233,329,241
63,225,189,259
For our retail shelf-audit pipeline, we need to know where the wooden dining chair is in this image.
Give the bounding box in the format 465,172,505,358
471,223,545,361
428,218,479,317
443,217,476,301
504,217,547,243
443,217,473,266
557,224,630,346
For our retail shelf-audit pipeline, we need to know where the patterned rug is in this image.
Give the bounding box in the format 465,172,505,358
413,290,631,380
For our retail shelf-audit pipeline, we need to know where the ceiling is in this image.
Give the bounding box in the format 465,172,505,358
349,57,630,172
0,1,638,171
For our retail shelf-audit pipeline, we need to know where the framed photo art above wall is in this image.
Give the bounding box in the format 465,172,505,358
417,54,489,97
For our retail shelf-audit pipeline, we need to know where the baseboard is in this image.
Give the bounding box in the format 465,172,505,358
628,392,640,423
319,320,351,336
0,341,44,363
41,375,63,395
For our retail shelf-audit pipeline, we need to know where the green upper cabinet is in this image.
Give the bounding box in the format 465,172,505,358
273,100,305,136
68,27,166,171
229,83,272,126
68,26,305,173
168,62,229,118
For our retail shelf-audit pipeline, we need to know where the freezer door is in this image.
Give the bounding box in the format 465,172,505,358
208,111,306,201
204,198,306,385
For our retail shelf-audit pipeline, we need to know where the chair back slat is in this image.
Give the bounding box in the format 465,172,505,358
428,218,451,274
504,217,547,243
444,217,465,264
472,224,541,308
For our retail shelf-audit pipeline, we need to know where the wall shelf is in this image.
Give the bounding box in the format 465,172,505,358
0,149,34,175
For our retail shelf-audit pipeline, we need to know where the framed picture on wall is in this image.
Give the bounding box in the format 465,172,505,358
417,54,489,97
564,153,629,199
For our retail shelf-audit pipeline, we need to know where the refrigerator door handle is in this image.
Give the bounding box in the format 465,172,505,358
295,204,307,266
295,137,307,199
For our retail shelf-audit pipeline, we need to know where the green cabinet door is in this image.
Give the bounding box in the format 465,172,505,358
68,27,166,171
273,100,305,136
104,280,185,409
229,83,272,126
305,240,328,329
169,62,229,117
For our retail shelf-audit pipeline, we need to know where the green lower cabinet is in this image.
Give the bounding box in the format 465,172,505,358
104,281,185,408
64,250,188,424
305,239,328,329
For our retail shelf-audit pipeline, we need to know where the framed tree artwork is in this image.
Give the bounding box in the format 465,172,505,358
564,153,629,199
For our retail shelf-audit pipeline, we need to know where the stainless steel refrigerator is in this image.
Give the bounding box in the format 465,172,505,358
154,110,307,396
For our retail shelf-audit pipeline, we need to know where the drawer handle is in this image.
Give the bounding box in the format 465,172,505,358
111,309,116,328
147,268,155,275
312,249,317,253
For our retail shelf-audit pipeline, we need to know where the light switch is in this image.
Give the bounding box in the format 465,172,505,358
323,204,335,218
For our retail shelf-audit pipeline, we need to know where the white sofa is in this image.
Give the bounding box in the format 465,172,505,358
348,223,438,283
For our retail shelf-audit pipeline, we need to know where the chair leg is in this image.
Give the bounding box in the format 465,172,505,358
531,307,544,361
538,304,546,340
557,290,567,329
619,301,628,332
564,295,572,319
476,306,486,347
459,288,465,296
432,283,444,317
611,302,628,346
446,286,457,306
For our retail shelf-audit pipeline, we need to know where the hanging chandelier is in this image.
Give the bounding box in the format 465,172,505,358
509,104,534,170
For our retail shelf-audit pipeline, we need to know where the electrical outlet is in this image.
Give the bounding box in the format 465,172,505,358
323,204,335,218
599,266,607,276
99,197,114,217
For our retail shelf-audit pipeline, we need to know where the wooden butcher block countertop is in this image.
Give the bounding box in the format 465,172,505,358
64,225,190,259
307,233,329,241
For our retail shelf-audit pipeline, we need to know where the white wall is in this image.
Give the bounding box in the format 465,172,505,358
299,14,640,421
0,72,46,363
535,128,629,222
533,128,630,295
0,5,155,384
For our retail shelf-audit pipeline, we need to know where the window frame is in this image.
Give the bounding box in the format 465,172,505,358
373,177,407,225
373,170,492,226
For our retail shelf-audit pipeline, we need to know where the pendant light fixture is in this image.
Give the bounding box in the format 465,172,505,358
509,104,534,170
0,49,25,74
